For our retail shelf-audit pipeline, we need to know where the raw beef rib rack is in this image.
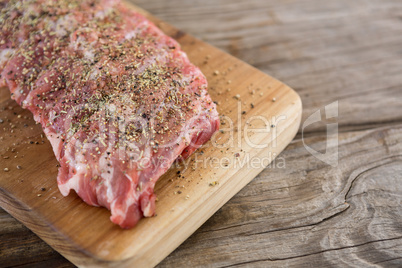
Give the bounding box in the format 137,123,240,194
0,0,219,228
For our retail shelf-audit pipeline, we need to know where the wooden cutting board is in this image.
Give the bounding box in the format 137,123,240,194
0,2,301,267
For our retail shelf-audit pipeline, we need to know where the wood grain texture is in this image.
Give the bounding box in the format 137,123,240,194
2,0,402,267
0,208,72,268
159,125,402,267
0,1,301,267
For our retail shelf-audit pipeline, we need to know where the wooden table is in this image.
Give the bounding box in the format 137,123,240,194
1,0,401,266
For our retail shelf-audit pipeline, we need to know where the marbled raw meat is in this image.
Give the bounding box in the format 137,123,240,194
0,0,219,228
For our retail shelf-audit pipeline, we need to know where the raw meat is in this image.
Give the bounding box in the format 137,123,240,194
0,0,219,228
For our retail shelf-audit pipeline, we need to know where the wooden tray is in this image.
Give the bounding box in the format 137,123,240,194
0,2,302,267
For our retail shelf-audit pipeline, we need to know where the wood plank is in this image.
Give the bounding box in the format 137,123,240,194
0,2,301,267
158,124,402,267
0,209,72,268
2,124,402,267
133,0,402,134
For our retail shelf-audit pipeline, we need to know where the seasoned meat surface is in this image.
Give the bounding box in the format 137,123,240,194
0,0,219,228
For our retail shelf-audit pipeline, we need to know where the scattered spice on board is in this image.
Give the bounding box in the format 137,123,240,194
209,181,219,186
